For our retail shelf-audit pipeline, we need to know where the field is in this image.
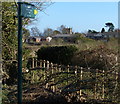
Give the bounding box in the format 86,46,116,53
2,37,119,104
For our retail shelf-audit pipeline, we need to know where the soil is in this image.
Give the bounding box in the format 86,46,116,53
8,84,116,104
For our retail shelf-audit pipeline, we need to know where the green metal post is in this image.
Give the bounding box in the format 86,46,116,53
17,2,22,104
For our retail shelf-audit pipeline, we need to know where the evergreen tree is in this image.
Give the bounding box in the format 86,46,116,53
101,28,105,33
105,22,114,32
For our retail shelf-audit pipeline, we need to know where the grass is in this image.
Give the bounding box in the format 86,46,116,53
22,64,119,101
25,37,118,55
3,37,119,103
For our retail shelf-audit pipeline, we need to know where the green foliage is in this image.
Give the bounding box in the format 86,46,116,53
105,22,114,32
101,28,105,33
2,2,31,85
2,88,9,104
2,2,18,60
37,45,78,65
23,28,30,37
2,2,30,60
5,62,18,85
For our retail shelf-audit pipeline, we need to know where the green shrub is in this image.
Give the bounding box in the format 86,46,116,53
3,61,18,85
36,45,78,65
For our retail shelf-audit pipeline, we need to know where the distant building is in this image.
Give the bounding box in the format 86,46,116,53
86,33,105,40
25,36,52,44
26,36,41,43
62,27,73,34
65,28,73,34
22,36,28,43
46,37,52,42
52,34,77,43
103,32,118,38
86,32,118,40
52,34,75,39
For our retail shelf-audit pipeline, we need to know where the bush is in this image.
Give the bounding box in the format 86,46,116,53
71,45,117,70
36,45,78,65
3,61,18,85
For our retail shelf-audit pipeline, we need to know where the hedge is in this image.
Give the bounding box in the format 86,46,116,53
36,45,78,65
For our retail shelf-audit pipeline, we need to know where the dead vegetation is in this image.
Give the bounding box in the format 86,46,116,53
71,45,118,70
2,38,119,104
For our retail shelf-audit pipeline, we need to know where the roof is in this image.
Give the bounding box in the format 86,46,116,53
86,33,103,37
86,32,118,37
27,36,43,39
52,34,76,38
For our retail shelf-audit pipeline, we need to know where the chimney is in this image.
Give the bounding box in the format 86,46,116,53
70,28,72,34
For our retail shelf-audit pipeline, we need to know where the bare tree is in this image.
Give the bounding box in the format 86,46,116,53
32,1,53,12
57,25,73,34
22,1,54,26
31,27,42,36
43,28,53,36
58,25,66,34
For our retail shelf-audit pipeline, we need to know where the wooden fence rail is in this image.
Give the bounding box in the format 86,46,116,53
23,57,119,102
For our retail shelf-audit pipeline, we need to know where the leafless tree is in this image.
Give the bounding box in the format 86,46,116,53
31,27,42,36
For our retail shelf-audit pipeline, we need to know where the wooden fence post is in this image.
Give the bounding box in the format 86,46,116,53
40,60,42,68
38,60,42,82
75,66,77,75
43,60,46,68
51,63,54,74
58,65,62,93
32,71,35,83
94,69,98,99
67,65,70,85
50,62,53,78
32,57,35,68
67,65,70,73
55,64,58,72
43,60,46,80
102,70,105,99
74,66,79,99
35,57,37,68
30,58,32,69
54,64,58,92
59,65,61,72
51,63,55,92
80,67,83,97
47,61,49,70
46,61,50,88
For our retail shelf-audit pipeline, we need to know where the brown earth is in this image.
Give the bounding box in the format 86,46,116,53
8,84,117,104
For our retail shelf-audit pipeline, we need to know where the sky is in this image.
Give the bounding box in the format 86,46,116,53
26,2,118,33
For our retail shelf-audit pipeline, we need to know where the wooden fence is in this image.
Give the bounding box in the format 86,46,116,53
23,57,119,102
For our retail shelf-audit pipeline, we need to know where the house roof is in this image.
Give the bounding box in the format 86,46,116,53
86,32,118,38
86,33,103,37
52,34,76,38
27,36,44,39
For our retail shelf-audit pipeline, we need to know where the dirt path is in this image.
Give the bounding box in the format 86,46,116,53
22,84,67,104
7,84,117,104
